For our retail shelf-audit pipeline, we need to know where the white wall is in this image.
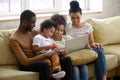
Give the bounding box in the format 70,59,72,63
0,0,120,30
82,0,120,19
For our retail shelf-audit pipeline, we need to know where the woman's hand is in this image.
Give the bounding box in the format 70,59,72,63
90,42,102,48
85,44,91,49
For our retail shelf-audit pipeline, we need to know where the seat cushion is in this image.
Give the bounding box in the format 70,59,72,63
103,44,120,65
0,66,39,80
88,54,118,78
84,16,120,45
66,49,98,65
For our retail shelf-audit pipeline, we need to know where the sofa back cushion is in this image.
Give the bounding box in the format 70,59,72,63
0,29,19,65
84,16,120,45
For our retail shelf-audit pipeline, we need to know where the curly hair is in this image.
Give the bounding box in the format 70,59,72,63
51,14,67,27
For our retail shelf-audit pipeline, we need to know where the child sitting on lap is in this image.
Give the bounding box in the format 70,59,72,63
32,19,65,79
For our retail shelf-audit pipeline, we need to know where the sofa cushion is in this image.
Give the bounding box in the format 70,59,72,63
84,16,120,45
103,44,120,65
0,29,18,65
0,66,39,80
88,54,118,78
66,49,98,65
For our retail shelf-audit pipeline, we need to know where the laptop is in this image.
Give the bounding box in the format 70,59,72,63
65,35,89,52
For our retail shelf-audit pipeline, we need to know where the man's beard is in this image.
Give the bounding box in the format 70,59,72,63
25,27,32,32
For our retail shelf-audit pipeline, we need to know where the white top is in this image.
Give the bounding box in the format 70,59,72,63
32,34,54,53
65,22,93,38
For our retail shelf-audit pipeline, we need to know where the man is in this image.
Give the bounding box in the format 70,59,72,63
10,10,73,80
9,10,50,80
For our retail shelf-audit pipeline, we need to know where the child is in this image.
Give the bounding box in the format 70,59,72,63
51,14,88,80
32,19,65,79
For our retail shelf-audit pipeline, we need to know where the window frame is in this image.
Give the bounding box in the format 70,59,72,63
0,0,102,18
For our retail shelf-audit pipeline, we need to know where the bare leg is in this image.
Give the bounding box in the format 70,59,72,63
102,75,106,80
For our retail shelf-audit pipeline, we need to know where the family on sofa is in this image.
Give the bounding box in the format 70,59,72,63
0,0,120,80
9,1,107,80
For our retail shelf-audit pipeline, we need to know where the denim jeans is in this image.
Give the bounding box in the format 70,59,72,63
92,47,107,80
73,65,88,80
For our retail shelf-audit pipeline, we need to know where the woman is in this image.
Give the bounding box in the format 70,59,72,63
51,14,88,80
65,1,107,80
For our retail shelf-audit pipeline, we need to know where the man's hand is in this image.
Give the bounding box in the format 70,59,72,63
44,50,56,58
45,45,51,50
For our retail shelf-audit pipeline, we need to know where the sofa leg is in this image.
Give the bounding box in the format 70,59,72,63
113,76,120,80
107,77,114,80
108,76,120,80
110,77,114,80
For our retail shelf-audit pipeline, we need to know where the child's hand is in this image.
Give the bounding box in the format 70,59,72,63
45,44,56,50
50,43,57,49
60,49,68,56
53,48,59,52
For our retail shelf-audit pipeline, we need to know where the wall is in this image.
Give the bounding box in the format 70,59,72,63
0,0,120,30
82,0,120,19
